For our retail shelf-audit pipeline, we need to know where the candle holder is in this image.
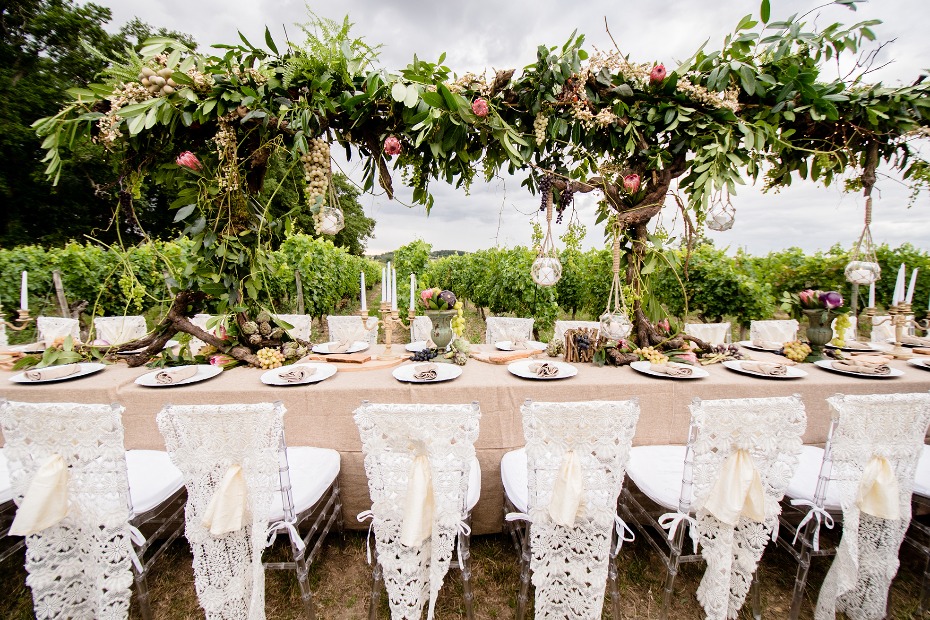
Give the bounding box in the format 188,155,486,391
376,303,414,360
871,303,929,359
3,308,33,332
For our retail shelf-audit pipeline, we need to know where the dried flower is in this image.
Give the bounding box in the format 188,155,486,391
471,98,489,117
650,64,667,85
176,151,201,171
384,136,402,156
623,174,641,194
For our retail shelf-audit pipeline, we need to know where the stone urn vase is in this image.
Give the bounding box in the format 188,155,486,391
803,308,834,361
425,309,457,349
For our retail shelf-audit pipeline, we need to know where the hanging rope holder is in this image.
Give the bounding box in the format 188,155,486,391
315,150,345,235
531,190,562,286
599,225,632,340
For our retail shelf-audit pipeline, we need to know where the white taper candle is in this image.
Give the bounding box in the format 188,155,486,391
868,281,875,308
391,266,398,311
20,271,27,311
360,271,367,312
905,268,918,304
892,263,906,305
409,273,416,309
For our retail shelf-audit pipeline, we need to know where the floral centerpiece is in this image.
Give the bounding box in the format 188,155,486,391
797,289,848,360
418,288,465,349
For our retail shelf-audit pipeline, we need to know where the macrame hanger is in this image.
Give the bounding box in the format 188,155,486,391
604,224,626,316
531,189,562,286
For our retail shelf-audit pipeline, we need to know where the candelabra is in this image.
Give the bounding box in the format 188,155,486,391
867,303,930,359
3,308,33,332
369,303,415,360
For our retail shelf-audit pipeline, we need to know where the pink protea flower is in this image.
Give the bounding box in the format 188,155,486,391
209,353,236,367
176,151,201,171
383,136,402,156
798,289,816,307
649,64,667,85
623,173,641,194
420,288,434,303
657,318,671,333
471,98,489,117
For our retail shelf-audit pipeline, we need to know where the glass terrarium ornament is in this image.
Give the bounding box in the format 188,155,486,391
844,197,880,285
706,193,735,231
599,229,632,340
531,189,562,286
315,173,345,236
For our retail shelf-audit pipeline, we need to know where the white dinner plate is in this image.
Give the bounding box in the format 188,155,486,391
722,360,807,379
813,359,903,378
736,340,784,353
6,342,46,355
825,341,880,353
311,341,369,354
906,358,930,372
135,364,223,387
406,340,429,352
260,363,337,386
887,337,930,348
117,340,180,355
495,340,547,352
506,359,577,380
630,360,709,379
9,362,106,384
392,363,463,383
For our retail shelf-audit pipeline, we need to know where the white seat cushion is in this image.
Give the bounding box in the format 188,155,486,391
914,445,930,498
784,445,843,511
466,456,481,511
269,447,341,522
626,445,692,511
0,449,11,504
501,448,528,512
126,450,184,515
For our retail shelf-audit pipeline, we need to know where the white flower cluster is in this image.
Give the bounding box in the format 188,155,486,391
96,82,154,146
232,67,268,85
676,76,740,112
214,113,241,193
449,72,490,96
185,68,215,93
301,138,330,205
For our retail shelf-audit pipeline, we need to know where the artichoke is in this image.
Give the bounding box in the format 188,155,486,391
270,327,285,340
241,321,259,335
255,310,271,323
249,333,263,345
259,322,272,336
438,290,457,308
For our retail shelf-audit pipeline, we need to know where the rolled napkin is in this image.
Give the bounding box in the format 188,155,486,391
831,360,891,375
902,335,930,347
528,362,560,377
412,363,439,381
701,449,765,525
278,367,315,383
549,450,584,527
648,363,693,377
857,455,900,520
850,354,894,364
329,340,352,353
740,361,788,376
24,364,80,382
751,339,783,350
841,341,874,351
201,464,250,535
9,454,70,536
155,365,199,385
400,453,435,547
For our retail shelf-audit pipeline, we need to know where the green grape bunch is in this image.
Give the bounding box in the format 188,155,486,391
451,301,466,338
783,340,811,363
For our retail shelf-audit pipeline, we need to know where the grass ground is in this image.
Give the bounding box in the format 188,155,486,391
1,529,927,619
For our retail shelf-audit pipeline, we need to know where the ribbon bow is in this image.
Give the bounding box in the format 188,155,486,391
659,511,699,554
612,515,636,556
790,499,835,551
266,519,306,554
357,510,378,564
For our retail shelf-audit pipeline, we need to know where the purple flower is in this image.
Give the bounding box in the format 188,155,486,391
820,291,843,309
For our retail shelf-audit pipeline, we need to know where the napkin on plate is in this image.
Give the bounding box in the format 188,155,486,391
648,364,693,377
329,340,353,353
278,367,315,383
841,341,873,351
902,335,930,347
831,360,891,375
528,362,559,377
155,365,199,385
24,364,80,382
413,363,439,381
740,362,788,376
751,339,783,350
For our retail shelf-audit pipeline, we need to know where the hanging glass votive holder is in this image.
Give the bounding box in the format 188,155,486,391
706,199,735,232
599,311,632,340
317,204,345,235
531,256,562,287
844,260,881,285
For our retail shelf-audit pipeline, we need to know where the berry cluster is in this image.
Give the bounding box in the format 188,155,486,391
410,348,439,362
783,341,812,363
257,347,285,369
634,346,669,365
301,138,330,205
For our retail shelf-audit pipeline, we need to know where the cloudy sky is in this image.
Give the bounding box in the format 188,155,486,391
90,0,930,256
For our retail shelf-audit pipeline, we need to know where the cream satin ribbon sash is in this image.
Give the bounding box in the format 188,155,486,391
549,450,584,527
201,464,250,535
702,449,766,525
10,454,70,536
857,455,901,520
400,453,435,547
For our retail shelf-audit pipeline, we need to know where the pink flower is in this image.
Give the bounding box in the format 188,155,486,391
657,318,670,333
176,151,201,171
649,64,667,85
798,289,816,307
471,98,489,117
209,353,235,367
383,136,402,156
420,289,434,303
623,173,641,194
677,352,698,365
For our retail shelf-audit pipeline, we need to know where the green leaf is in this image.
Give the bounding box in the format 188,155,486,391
174,204,196,222
420,91,444,107
760,0,771,23
391,82,407,102
264,26,278,54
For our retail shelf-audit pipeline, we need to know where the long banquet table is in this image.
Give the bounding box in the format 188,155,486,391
2,346,929,534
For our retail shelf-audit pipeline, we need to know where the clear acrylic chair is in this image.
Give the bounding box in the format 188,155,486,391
411,315,433,342
485,317,534,345
273,313,313,342
777,392,930,619
36,316,80,344
501,398,641,620
749,319,799,344
620,394,807,620
0,400,185,620
93,315,148,344
551,320,600,344
683,322,731,345
906,444,930,616
327,315,379,346
353,401,482,620
157,401,340,620
0,448,25,564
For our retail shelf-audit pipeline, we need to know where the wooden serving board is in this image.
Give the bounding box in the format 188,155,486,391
469,348,541,365
297,354,407,372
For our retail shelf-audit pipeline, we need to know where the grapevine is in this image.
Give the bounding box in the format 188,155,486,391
533,112,548,146
538,174,552,212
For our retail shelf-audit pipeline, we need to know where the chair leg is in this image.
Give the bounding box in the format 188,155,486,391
459,528,475,620
516,525,532,620
609,550,622,620
788,545,813,620
369,545,383,620
291,534,317,620
750,574,762,620
921,552,930,616
132,564,154,620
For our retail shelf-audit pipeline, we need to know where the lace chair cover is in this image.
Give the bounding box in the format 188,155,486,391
272,314,311,342
749,319,798,344
814,393,930,620
36,316,80,344
327,315,378,345
188,313,216,354
486,317,534,345
522,399,641,619
411,316,433,342
689,395,807,620
353,402,481,620
869,315,913,343
157,402,285,620
0,400,135,619
684,322,731,345
93,315,148,344
551,320,600,344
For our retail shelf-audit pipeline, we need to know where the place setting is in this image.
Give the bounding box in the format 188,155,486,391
507,359,577,380
8,362,106,384
629,360,709,380
495,339,547,352
261,362,337,386
393,362,463,383
134,364,223,387
814,356,903,379
311,340,370,354
736,340,785,353
722,360,807,379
